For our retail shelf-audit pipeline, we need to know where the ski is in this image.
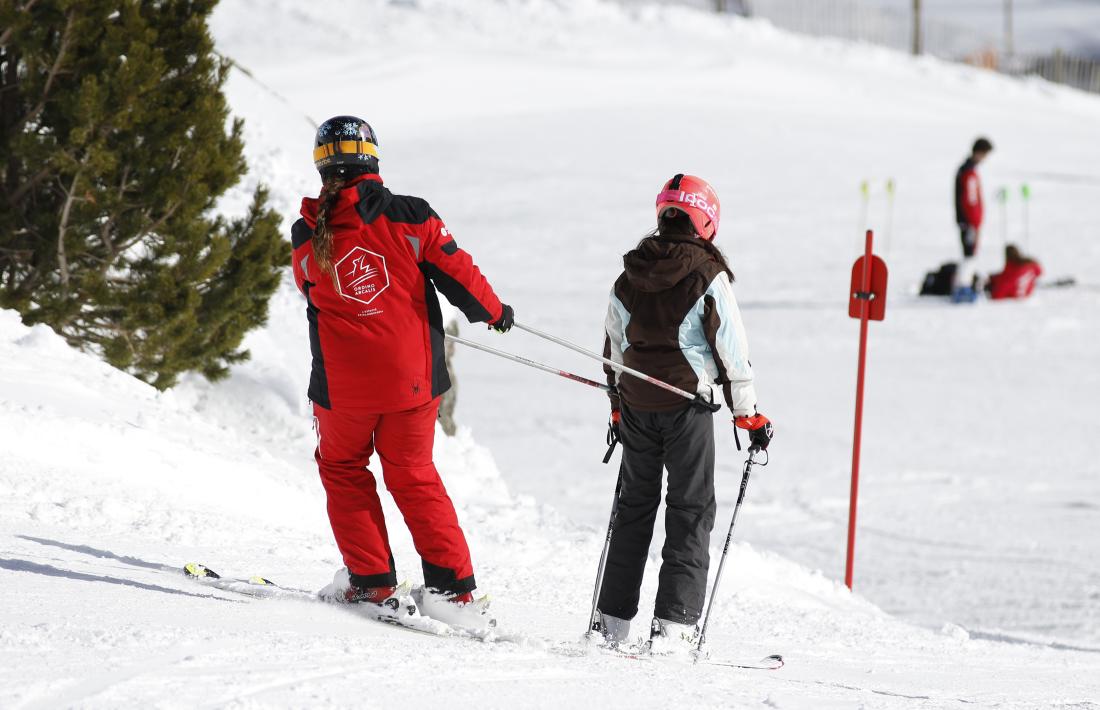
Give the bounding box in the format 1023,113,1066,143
183,562,311,600
608,646,784,671
182,562,499,641
1037,276,1077,289
706,654,785,670
556,640,784,671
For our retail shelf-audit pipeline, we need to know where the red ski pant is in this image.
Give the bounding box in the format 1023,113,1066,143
313,398,475,594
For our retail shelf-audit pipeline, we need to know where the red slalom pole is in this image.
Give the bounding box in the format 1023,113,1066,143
845,229,888,590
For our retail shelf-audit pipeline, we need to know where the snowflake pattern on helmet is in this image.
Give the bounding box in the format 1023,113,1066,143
313,115,379,174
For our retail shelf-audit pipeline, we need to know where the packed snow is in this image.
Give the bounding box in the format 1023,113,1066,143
2,1,1099,708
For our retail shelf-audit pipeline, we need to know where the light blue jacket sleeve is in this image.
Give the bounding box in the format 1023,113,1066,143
704,272,757,416
603,289,631,402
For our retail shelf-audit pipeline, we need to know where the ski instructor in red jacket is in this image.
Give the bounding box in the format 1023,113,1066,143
291,116,513,618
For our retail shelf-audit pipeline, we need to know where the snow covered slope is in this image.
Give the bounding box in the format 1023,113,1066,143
2,0,1100,707
214,0,1100,646
1,297,1095,707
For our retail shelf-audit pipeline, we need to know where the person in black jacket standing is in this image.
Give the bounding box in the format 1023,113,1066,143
594,174,772,652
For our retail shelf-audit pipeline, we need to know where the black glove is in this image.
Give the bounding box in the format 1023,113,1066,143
489,304,514,333
734,413,774,451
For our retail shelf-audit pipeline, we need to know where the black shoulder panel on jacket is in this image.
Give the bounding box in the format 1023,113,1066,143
291,218,313,248
356,181,394,225
384,193,439,226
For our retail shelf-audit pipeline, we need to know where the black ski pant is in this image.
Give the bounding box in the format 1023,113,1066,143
597,403,716,626
959,223,979,258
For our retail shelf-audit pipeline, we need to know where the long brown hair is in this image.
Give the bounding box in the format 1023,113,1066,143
646,210,735,280
313,174,347,288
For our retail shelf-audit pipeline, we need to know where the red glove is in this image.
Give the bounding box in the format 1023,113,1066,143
603,409,622,464
734,413,773,450
734,413,769,430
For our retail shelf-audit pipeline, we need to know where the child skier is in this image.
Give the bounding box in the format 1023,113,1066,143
290,116,513,623
594,174,772,652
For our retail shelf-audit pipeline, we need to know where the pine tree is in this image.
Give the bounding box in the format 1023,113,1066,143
0,0,283,388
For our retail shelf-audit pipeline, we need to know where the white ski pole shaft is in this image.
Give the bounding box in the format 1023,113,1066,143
1024,200,1030,248
1021,183,1031,250
695,447,758,658
514,322,706,407
446,334,611,393
858,180,870,253
585,472,623,639
884,178,896,255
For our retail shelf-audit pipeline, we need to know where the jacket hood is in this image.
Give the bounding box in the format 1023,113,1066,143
300,174,388,229
622,235,714,292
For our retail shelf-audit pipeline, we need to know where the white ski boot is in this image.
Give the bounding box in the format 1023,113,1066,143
646,617,700,656
412,586,496,633
318,568,418,620
591,610,631,647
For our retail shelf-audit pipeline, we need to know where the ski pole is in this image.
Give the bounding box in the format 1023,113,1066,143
446,334,611,393
997,186,1009,251
857,180,870,253
694,446,762,660
1021,183,1031,251
884,178,896,256
513,322,718,411
585,470,623,641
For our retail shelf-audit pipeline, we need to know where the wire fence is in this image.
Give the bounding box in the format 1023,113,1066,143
614,0,1100,95
748,0,987,60
1006,51,1100,94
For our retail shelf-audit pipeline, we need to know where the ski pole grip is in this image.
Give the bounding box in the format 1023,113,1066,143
603,420,621,464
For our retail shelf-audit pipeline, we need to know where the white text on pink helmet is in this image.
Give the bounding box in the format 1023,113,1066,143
655,190,719,222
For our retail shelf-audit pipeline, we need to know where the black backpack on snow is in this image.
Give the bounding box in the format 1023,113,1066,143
920,262,957,296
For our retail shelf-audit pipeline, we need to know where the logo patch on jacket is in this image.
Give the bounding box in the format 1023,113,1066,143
335,247,390,305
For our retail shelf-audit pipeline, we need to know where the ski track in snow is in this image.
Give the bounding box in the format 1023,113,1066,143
2,0,1100,707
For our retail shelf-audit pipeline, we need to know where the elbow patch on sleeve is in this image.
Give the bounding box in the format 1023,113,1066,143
420,262,493,323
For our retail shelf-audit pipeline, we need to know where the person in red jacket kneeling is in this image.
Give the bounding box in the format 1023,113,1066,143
987,244,1042,300
291,116,513,623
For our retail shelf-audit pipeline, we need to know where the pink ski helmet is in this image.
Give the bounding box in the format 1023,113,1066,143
655,174,720,241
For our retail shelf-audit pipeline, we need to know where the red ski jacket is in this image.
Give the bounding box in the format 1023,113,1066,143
955,158,983,228
291,174,503,412
988,260,1042,300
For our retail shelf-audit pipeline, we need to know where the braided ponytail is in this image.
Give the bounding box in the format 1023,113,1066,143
313,175,347,287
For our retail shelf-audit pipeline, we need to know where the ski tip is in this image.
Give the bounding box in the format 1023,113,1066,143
762,654,785,669
183,562,220,579
248,576,275,586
